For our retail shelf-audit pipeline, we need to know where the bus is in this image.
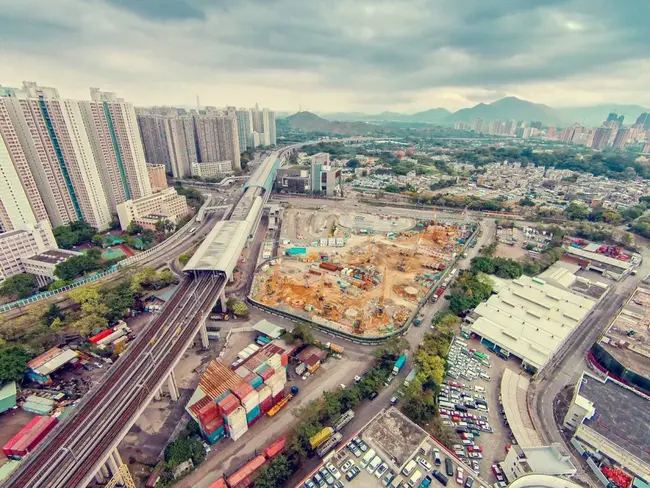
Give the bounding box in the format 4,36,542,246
439,401,455,410
189,227,197,235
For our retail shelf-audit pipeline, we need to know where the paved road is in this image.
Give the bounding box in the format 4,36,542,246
530,244,650,486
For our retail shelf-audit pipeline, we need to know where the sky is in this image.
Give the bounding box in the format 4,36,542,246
1,0,649,113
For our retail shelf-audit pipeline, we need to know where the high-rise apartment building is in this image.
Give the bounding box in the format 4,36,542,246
1,82,111,230
634,112,650,130
136,113,172,172
227,107,252,152
0,102,49,232
194,114,241,171
267,110,276,146
612,128,632,149
80,88,151,212
165,115,197,179
591,127,613,150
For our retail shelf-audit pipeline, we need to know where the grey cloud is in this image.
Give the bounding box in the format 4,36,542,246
1,0,650,109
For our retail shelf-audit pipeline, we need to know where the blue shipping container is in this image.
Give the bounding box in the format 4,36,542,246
246,405,261,424
215,391,231,403
285,247,307,256
248,374,263,389
206,425,226,444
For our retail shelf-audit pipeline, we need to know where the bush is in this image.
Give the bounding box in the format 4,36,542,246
0,274,39,300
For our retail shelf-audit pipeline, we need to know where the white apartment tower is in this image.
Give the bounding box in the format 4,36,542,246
0,101,49,231
80,88,152,212
0,82,111,230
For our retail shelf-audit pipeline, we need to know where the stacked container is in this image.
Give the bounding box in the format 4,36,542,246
232,382,260,427
22,396,54,415
204,416,225,445
234,365,251,379
217,393,240,417
243,373,263,389
2,416,58,459
224,406,248,441
256,385,273,415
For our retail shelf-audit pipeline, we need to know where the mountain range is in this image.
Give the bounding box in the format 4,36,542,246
316,97,650,127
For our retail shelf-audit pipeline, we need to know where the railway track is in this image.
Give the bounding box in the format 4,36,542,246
7,274,225,487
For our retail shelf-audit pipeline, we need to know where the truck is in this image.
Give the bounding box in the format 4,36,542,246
209,313,230,321
326,342,344,354
316,432,343,457
433,287,445,301
266,386,299,417
333,409,355,432
393,354,407,376
255,335,271,346
414,315,423,327
309,427,334,449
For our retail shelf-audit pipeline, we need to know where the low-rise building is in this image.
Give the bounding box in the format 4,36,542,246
501,444,576,482
564,372,650,480
275,167,310,193
147,164,168,192
116,187,189,230
468,263,597,373
191,161,233,179
563,245,635,281
0,221,76,285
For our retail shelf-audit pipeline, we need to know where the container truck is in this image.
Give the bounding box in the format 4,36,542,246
316,432,343,457
309,427,334,449
393,354,407,375
326,342,344,354
433,287,445,301
333,409,355,432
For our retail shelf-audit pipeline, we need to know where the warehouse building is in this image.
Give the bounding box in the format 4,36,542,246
468,264,597,373
564,245,634,281
500,444,576,482
26,347,80,385
563,372,650,480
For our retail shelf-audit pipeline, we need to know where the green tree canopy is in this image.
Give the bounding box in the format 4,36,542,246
0,274,39,300
0,346,33,383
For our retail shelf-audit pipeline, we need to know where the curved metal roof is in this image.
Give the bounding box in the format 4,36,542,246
183,220,251,277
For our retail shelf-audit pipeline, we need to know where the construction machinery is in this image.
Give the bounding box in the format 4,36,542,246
376,264,388,316
267,258,282,293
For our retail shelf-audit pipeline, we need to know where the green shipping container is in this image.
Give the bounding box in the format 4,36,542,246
0,382,17,414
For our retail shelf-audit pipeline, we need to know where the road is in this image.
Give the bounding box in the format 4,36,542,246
529,244,650,486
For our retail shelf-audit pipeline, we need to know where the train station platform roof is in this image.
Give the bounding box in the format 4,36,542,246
183,220,250,278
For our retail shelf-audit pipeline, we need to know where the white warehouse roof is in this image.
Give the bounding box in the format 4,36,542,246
471,270,596,370
183,220,250,278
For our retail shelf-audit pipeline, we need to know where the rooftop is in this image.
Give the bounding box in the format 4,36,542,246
599,286,650,379
500,369,542,447
577,373,650,467
564,246,632,271
516,445,576,475
507,474,583,488
183,220,250,277
252,320,285,339
362,407,427,469
471,268,596,369
26,249,78,264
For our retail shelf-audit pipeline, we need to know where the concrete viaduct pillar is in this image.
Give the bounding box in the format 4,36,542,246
154,387,163,401
167,371,180,402
106,451,122,484
199,321,209,349
220,290,227,312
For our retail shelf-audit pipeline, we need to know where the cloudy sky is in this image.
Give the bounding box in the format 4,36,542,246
1,0,649,112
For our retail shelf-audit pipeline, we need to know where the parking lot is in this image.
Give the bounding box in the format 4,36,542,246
442,337,528,486
300,408,491,488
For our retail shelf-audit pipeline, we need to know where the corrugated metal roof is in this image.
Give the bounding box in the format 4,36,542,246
252,320,285,339
31,349,79,376
199,360,245,401
0,381,17,402
183,220,251,277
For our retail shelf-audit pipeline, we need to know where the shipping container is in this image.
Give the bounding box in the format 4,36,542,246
218,393,240,416
204,415,224,434
333,409,355,432
7,416,58,458
88,328,113,344
206,425,226,445
207,478,227,488
245,405,261,425
226,455,266,488
319,262,338,272
244,373,263,389
263,437,286,459
145,464,164,488
96,328,127,346
2,416,41,457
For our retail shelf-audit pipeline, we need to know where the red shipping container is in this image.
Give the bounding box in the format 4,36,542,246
319,262,338,272
257,366,274,382
89,328,114,344
272,391,285,404
204,416,224,435
226,455,266,487
2,416,42,457
198,403,219,425
218,393,240,416
207,479,227,488
11,416,58,457
260,396,273,414
264,437,286,459
230,475,254,488
231,382,254,402
280,353,289,367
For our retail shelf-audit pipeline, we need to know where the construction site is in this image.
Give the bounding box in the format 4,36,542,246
251,208,473,336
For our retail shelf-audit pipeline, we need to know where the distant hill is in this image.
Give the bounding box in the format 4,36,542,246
318,108,451,124
444,97,567,126
285,111,378,134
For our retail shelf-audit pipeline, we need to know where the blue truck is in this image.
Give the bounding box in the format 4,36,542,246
393,354,407,375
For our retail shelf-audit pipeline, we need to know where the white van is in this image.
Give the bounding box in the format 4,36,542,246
361,448,376,468
367,455,382,474
408,470,423,488
474,386,485,393
402,459,417,476
390,475,405,488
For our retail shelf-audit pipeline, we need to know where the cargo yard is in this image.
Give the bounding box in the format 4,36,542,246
252,208,473,335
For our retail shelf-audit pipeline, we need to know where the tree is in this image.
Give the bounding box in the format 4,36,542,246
0,274,39,300
225,298,249,317
164,435,205,469
0,346,32,383
53,221,97,249
384,184,401,193
519,197,535,207
565,202,590,221
346,158,360,168
288,323,314,344
492,258,523,279
69,313,107,336
373,336,409,362
449,293,474,315
42,304,63,326
54,252,104,281
414,350,446,387
254,455,293,488
126,222,143,235
432,314,460,335
470,256,495,274
179,252,192,265
155,219,175,234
